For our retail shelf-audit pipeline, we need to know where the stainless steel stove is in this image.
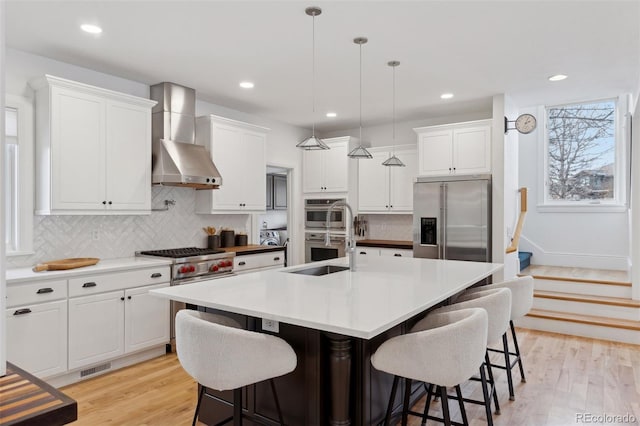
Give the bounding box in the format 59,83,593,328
137,247,235,284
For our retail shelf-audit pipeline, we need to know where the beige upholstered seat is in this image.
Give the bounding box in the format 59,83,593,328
176,310,297,425
371,308,489,425
464,276,534,400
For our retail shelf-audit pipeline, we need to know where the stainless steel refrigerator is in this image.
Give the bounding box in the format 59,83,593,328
413,174,491,262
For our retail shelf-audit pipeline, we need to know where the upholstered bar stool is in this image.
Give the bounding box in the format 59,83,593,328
371,308,489,426
463,276,534,400
425,287,512,423
175,310,297,426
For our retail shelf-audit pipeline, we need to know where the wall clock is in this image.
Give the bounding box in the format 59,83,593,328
504,113,537,134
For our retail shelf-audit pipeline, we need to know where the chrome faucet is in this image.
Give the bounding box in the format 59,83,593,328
326,200,356,271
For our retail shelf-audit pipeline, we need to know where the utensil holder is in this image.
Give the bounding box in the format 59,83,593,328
207,235,220,250
221,230,235,248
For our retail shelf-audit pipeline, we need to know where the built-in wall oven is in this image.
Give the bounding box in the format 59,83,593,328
305,198,346,229
305,232,346,263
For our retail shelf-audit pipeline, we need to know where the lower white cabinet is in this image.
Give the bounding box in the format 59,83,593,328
6,299,68,378
357,247,413,258
68,282,170,370
234,251,285,274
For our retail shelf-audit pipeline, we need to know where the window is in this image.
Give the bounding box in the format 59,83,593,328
542,98,626,209
4,95,33,255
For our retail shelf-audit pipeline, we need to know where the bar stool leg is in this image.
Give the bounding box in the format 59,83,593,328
439,386,452,426
510,320,527,382
402,378,412,426
502,333,516,401
233,388,243,426
193,385,206,426
484,352,501,415
455,385,469,426
479,366,494,426
384,376,400,426
269,379,286,425
421,383,434,426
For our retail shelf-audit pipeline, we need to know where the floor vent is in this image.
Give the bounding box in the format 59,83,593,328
80,362,111,378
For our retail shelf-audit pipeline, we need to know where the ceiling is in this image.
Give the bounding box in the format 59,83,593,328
5,1,640,132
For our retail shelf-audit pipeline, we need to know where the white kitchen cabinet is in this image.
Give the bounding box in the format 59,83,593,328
124,283,170,353
302,137,351,193
356,246,413,258
414,120,491,177
31,75,155,215
356,247,379,256
234,251,285,274
6,300,68,378
358,145,417,213
195,115,268,213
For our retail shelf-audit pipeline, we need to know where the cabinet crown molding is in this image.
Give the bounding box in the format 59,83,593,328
199,114,270,133
413,118,492,134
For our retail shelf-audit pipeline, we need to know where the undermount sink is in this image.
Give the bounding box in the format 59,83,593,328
289,264,350,276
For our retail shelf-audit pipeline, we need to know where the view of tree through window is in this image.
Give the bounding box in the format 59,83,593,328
546,100,616,202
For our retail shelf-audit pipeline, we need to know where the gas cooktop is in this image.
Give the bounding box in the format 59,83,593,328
137,247,225,258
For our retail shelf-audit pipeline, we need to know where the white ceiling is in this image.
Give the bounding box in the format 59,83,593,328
5,1,640,132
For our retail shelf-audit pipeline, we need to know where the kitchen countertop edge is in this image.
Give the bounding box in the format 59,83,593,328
356,239,413,249
223,245,285,255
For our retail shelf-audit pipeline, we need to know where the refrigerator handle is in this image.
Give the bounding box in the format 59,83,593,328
441,183,447,259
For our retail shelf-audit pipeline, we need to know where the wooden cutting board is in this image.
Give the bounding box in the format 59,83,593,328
33,257,99,272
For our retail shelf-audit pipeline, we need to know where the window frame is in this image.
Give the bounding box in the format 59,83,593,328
5,94,34,256
537,96,629,213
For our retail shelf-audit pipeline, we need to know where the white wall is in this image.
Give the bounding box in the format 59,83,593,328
1,0,7,377
5,48,308,267
631,93,640,299
518,105,630,271
502,95,520,279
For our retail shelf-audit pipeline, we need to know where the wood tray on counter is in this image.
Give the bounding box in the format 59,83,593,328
32,257,99,272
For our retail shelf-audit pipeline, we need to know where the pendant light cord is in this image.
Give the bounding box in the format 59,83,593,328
359,41,363,142
392,64,396,154
311,14,316,137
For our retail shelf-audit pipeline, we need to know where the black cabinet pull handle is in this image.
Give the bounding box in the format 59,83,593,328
37,288,54,294
394,253,402,257
13,308,32,316
127,296,132,300
120,297,125,301
273,257,280,261
360,251,367,255
151,273,162,278
238,261,246,266
82,282,97,288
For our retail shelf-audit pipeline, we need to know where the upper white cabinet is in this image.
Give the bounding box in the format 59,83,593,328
414,120,491,177
302,137,351,193
31,75,156,215
358,145,417,213
195,115,268,213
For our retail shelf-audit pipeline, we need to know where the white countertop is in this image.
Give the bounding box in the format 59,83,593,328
151,256,503,339
6,257,173,284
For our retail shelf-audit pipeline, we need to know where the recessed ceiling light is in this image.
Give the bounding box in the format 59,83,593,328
239,81,254,89
548,74,568,81
440,93,454,100
326,112,337,118
80,24,102,34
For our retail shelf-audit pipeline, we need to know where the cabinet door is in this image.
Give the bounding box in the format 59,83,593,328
453,125,491,174
266,175,274,210
210,123,245,210
358,151,389,212
323,141,349,192
6,300,68,378
241,131,267,210
124,283,170,353
302,149,324,193
356,247,379,256
273,175,287,210
51,86,106,210
379,247,413,258
417,130,453,176
105,101,151,211
68,291,125,370
389,148,417,212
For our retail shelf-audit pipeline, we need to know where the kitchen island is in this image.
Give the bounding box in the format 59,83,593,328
151,256,502,425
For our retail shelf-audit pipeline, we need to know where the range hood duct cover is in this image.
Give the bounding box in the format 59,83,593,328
150,82,221,189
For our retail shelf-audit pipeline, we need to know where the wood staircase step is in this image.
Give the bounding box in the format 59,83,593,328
519,265,631,286
526,308,640,332
534,290,640,308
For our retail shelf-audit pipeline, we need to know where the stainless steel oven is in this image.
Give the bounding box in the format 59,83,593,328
305,232,346,263
305,198,346,229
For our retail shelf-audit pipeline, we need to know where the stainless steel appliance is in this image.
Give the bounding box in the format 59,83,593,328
135,247,235,349
305,232,346,263
413,175,491,262
305,198,346,229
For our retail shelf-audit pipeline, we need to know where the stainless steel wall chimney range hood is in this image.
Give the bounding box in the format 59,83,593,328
150,82,222,189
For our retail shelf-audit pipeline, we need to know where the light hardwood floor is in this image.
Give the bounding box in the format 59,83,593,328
61,328,640,426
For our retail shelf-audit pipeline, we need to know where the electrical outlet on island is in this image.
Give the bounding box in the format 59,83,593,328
262,318,279,333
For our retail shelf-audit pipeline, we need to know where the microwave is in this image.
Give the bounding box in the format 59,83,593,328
304,198,346,229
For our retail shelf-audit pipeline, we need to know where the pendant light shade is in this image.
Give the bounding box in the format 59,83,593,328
347,37,373,159
297,6,329,150
383,60,405,167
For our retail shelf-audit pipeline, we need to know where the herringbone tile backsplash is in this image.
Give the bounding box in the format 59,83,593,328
7,187,249,268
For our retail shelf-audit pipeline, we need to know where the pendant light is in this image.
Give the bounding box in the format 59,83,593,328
347,37,373,159
297,7,329,150
382,61,406,167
